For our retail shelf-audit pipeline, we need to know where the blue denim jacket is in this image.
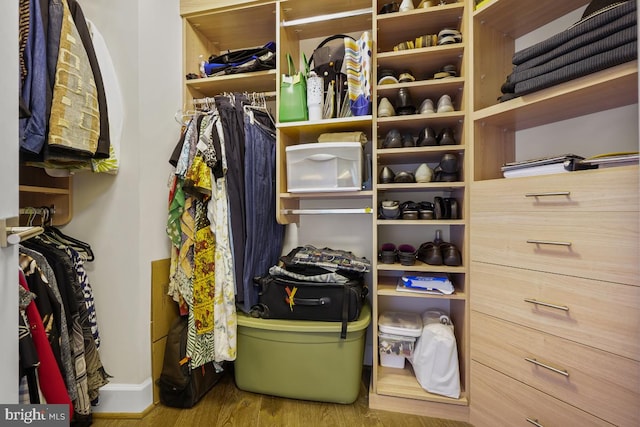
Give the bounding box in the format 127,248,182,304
19,0,48,154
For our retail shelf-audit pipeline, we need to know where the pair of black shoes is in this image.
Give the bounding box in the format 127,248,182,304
417,127,456,146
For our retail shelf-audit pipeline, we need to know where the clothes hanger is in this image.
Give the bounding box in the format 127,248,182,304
42,225,95,262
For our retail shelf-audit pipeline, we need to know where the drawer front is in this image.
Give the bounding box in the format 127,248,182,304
470,361,615,427
471,312,639,427
471,262,640,360
470,211,639,285
471,165,639,213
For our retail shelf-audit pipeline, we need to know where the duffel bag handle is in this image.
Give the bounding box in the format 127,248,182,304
286,296,331,306
307,34,355,68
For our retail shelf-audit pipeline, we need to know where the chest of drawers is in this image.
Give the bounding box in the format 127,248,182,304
470,166,640,427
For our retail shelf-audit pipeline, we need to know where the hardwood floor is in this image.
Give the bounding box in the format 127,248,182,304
92,367,472,427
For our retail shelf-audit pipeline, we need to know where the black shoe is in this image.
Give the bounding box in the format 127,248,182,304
417,126,437,146
437,127,456,145
395,88,416,115
383,129,402,148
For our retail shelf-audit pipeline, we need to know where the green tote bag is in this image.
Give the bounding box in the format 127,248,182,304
279,53,308,122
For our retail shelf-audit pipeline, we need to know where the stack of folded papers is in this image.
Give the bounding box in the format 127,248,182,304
397,274,454,295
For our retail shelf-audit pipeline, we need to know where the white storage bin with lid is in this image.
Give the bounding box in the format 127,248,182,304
378,332,417,369
378,311,423,369
286,142,363,193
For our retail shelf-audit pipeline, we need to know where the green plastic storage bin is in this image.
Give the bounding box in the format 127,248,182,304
234,303,371,404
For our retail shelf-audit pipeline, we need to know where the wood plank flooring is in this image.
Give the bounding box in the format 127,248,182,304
92,367,472,427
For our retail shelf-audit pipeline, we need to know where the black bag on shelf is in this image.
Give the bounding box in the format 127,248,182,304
157,316,224,408
251,274,368,339
204,41,276,76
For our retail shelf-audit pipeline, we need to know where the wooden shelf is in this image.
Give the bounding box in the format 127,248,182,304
376,45,465,74
377,182,466,191
376,366,468,405
19,185,70,195
279,190,373,199
376,2,465,52
280,0,372,39
377,282,467,300
377,262,466,274
377,219,466,226
473,61,638,131
473,0,589,38
186,70,277,99
376,145,466,165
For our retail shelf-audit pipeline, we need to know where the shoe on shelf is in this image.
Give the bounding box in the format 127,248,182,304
400,201,419,220
415,34,436,48
379,2,400,14
417,126,437,146
437,127,456,145
402,132,416,147
418,201,435,219
437,94,454,113
441,242,462,266
378,97,396,117
395,88,416,115
379,166,396,184
434,64,457,79
393,40,414,51
399,0,415,12
414,163,434,183
437,28,462,45
418,0,435,8
383,129,402,148
379,243,398,264
379,200,400,219
378,69,399,85
417,242,443,265
394,171,415,183
397,244,417,266
419,98,435,114
398,70,416,83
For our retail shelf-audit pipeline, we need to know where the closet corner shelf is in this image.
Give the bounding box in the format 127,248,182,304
472,61,638,131
376,368,468,405
473,0,589,38
186,70,277,97
376,2,465,38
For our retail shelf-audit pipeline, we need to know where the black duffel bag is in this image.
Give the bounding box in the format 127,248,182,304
251,274,368,339
204,41,276,76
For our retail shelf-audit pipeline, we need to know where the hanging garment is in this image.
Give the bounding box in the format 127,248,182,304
241,109,283,313
345,31,372,116
19,270,74,417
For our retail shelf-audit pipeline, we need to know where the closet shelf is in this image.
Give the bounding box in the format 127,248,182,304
377,368,468,405
19,185,70,195
377,146,466,164
376,45,465,71
376,3,465,51
279,190,373,199
377,112,465,129
186,70,277,98
377,183,466,191
377,283,467,300
473,0,589,38
377,220,466,226
183,2,276,49
376,78,465,98
472,61,638,131
377,263,466,274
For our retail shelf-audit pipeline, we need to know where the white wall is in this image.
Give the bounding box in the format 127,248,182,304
515,6,639,159
61,0,181,412
0,0,19,404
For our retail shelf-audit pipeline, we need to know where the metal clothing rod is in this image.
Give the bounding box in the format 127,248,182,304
192,91,276,106
281,208,373,215
6,226,44,246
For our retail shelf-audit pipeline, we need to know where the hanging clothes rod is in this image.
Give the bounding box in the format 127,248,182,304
5,226,44,246
192,91,276,106
281,208,373,215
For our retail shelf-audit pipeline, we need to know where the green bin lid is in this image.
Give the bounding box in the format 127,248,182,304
237,302,371,333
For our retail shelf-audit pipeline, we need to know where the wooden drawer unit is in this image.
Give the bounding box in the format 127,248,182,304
471,262,640,360
472,312,639,427
471,166,639,213
471,361,615,427
471,211,639,285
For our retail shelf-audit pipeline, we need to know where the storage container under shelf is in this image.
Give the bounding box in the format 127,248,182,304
286,142,363,193
234,303,371,404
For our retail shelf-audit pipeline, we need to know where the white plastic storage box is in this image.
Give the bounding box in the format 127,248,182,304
286,142,363,192
378,332,417,369
378,311,423,369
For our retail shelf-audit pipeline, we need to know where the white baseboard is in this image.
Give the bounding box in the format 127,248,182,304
92,377,153,414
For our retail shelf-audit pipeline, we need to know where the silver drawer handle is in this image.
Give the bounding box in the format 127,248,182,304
526,418,544,427
525,357,569,377
525,191,571,198
526,239,572,247
524,298,569,312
